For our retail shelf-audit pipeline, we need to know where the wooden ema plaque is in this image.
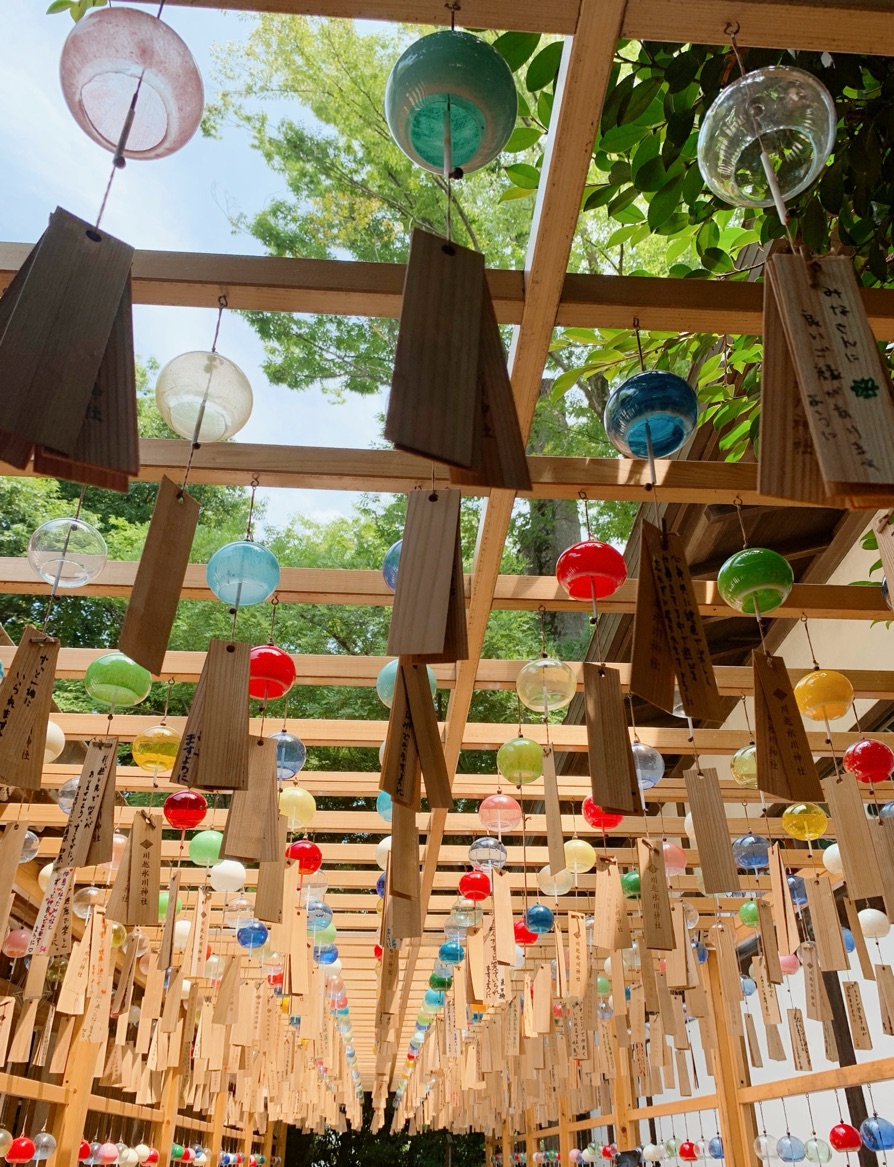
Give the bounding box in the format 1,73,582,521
386,229,483,469
32,276,139,492
630,522,722,720
119,477,200,673
683,768,739,893
542,746,566,877
387,488,467,663
380,658,452,810
0,626,59,791
171,639,250,790
222,737,280,863
752,651,823,802
760,252,894,507
583,663,638,815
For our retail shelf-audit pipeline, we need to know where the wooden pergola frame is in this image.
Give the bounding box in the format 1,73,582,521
2,0,894,1160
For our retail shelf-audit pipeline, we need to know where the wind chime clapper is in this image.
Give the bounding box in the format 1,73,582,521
383,20,529,491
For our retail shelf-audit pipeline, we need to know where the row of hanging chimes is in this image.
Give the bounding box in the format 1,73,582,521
759,251,894,508
0,207,139,490
380,488,465,939
385,228,530,491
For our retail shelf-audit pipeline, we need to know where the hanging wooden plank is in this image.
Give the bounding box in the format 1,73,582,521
822,769,884,900
491,868,515,966
0,825,27,939
542,746,566,877
387,488,466,661
385,229,483,469
767,253,894,507
630,525,675,716
33,276,139,492
632,523,722,720
104,832,131,926
758,269,829,505
402,659,452,809
175,639,250,791
584,663,638,814
126,811,161,927
804,876,849,971
756,897,783,984
390,798,420,902
222,737,280,862
753,651,823,801
637,838,674,951
255,817,287,925
55,738,117,870
0,626,59,791
768,843,802,960
592,859,631,951
449,285,531,492
0,208,134,459
871,815,894,915
843,896,875,981
683,767,740,892
118,477,200,673
379,662,418,806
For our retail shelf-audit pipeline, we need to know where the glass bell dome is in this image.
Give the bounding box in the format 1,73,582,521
27,518,107,588
156,351,252,443
697,66,836,208
604,371,699,459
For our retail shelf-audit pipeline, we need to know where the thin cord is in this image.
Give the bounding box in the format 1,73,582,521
41,485,87,633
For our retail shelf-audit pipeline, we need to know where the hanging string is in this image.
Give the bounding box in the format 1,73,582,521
801,614,820,670
40,484,87,634
725,27,799,254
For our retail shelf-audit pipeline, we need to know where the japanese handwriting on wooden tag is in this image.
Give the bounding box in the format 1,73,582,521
593,859,631,951
799,942,833,1023
29,866,74,956
822,769,884,900
637,838,674,950
756,896,783,984
787,1006,812,1071
386,228,483,469
631,523,722,720
158,871,181,972
753,651,823,801
402,659,452,808
185,886,212,978
223,737,280,862
843,980,872,1050
127,811,161,927
567,913,587,999
584,664,638,814
387,488,467,663
0,626,59,790
104,830,132,927
118,476,199,672
765,253,894,507
683,768,740,892
542,746,566,876
379,660,419,807
55,738,117,870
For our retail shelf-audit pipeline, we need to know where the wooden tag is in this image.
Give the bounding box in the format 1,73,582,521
0,208,134,457
402,659,452,808
758,267,829,505
683,768,740,892
844,896,875,980
222,737,280,862
0,626,59,790
386,229,483,469
843,980,872,1050
33,276,138,492
766,253,894,507
104,831,131,927
872,815,894,917
874,512,894,588
55,738,117,870
822,770,884,900
492,868,515,966
665,902,697,988
637,838,674,951
804,876,848,971
756,897,783,984
387,489,467,662
118,477,199,672
255,817,287,924
592,860,631,951
449,284,531,492
567,913,587,1000
876,964,894,1036
765,1022,787,1062
584,664,638,814
799,942,833,1023
768,843,801,960
787,1006,812,1070
631,523,722,720
744,1011,763,1068
753,651,823,801
126,811,161,927
379,662,419,806
542,746,566,877
0,826,27,938
173,640,250,790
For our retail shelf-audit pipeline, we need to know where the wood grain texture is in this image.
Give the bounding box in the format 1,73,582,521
584,664,638,814
683,768,740,893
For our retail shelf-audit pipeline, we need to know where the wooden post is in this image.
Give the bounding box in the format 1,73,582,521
706,950,758,1167
485,1133,495,1167
45,1017,103,1166
207,1082,229,1156
261,1121,277,1165
821,971,875,1167
611,1029,637,1150
152,1062,184,1167
558,1097,573,1166
501,1117,512,1167
524,1107,536,1167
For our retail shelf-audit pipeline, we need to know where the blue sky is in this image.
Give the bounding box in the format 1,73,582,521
1,2,386,529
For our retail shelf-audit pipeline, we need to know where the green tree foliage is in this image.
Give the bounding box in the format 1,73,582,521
500,38,894,460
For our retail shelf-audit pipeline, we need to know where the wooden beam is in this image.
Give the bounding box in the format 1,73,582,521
4,249,894,336
737,1056,894,1103
0,438,835,508
141,0,894,55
